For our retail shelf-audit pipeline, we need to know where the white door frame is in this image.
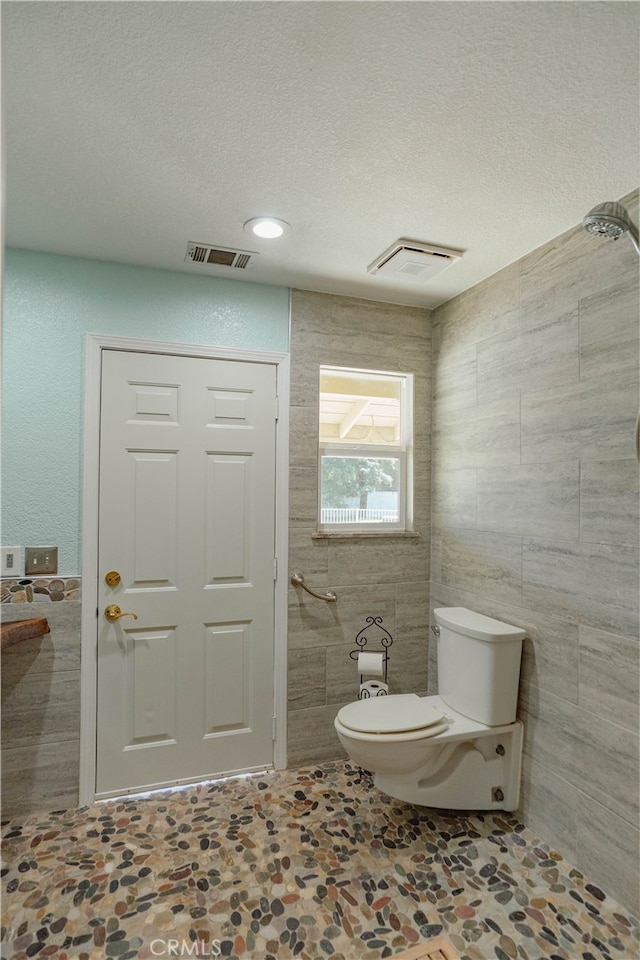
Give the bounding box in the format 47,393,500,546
80,333,289,805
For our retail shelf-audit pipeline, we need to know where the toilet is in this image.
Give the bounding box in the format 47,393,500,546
334,607,526,810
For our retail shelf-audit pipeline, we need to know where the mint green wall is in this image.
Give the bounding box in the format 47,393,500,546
2,248,290,574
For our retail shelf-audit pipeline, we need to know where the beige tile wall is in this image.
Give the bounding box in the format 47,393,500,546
287,290,432,766
429,188,639,913
1,601,81,815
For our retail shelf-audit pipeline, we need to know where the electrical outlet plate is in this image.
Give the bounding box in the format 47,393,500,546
1,546,24,577
24,546,58,575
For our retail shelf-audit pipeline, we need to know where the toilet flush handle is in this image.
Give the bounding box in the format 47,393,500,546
431,624,440,636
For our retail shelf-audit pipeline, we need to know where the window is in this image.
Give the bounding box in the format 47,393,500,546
318,366,413,533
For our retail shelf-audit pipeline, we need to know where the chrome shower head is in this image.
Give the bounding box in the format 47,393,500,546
583,201,639,253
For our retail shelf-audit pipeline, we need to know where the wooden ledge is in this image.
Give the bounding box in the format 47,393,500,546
0,617,50,651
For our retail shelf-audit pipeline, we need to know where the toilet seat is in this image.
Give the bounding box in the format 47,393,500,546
336,694,451,742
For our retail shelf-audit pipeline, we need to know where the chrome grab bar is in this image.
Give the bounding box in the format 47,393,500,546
290,572,337,603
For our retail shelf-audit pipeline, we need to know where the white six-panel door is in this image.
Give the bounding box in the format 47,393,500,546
95,350,277,796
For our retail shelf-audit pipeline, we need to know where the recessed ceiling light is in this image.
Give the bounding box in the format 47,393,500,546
244,217,291,239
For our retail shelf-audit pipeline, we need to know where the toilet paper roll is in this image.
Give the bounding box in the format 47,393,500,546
359,680,389,699
357,651,385,677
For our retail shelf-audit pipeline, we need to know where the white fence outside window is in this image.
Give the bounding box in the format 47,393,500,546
320,507,398,524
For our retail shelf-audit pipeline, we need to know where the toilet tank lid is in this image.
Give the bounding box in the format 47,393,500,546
434,607,525,643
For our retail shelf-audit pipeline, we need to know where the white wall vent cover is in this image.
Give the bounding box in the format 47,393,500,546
367,239,464,283
185,242,257,270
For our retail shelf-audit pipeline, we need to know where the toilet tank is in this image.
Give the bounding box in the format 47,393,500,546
434,607,525,726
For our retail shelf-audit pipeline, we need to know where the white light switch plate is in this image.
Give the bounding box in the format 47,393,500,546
1,546,23,577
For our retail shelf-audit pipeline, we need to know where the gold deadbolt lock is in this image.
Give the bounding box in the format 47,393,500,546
105,570,121,588
104,604,138,622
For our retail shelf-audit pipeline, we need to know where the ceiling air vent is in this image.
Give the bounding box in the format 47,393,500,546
367,238,464,283
185,242,257,270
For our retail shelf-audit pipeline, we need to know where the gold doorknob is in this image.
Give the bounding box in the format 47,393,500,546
104,604,138,622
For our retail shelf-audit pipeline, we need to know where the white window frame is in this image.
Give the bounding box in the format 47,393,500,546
317,366,414,534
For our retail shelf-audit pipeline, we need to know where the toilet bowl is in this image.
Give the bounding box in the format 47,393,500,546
334,607,526,811
334,693,452,774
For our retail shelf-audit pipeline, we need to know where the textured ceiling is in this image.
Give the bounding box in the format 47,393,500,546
3,1,639,308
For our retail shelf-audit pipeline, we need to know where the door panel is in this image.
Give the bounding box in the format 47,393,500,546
124,626,177,745
203,622,251,734
206,455,251,581
132,452,178,583
96,350,277,796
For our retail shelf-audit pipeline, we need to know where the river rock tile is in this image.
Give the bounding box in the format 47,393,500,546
1,761,638,960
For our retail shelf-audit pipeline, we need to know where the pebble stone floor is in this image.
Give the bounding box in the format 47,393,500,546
1,760,638,960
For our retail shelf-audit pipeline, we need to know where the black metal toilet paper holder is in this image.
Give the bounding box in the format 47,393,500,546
349,616,393,695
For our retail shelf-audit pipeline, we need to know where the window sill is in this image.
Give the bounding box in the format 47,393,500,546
311,530,420,540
